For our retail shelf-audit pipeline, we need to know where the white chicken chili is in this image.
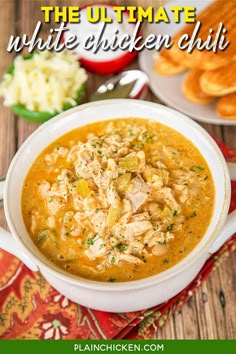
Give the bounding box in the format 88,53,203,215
21,118,215,282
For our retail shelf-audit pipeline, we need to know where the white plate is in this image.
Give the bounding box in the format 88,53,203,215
139,0,236,126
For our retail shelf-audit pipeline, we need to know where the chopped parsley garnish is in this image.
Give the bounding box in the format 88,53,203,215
167,223,174,231
86,238,95,246
108,278,116,282
133,143,144,150
190,165,204,172
86,233,100,246
110,257,116,264
163,259,169,264
146,135,153,143
190,211,197,218
173,210,178,216
116,244,127,252
129,130,135,136
142,255,147,263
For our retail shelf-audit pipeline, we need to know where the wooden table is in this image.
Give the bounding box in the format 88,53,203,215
0,0,235,339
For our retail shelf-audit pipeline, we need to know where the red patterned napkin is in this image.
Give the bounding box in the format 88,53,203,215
0,137,235,340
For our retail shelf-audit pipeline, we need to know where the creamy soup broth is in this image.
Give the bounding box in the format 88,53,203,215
22,118,215,282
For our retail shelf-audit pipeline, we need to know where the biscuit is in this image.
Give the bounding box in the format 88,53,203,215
216,92,236,120
182,69,215,104
200,61,236,96
160,0,236,71
154,53,187,75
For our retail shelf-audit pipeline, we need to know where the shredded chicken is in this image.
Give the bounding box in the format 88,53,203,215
34,120,209,272
85,237,106,260
44,147,68,166
125,175,149,212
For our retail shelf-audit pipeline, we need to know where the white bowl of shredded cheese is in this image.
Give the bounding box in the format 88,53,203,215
0,51,87,123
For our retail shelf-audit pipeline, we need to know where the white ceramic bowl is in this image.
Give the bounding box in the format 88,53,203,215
0,100,235,313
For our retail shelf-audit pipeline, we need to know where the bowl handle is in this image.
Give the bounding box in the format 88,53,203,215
0,227,38,271
0,179,38,271
208,210,236,254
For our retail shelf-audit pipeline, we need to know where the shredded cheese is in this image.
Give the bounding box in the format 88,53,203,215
0,51,87,113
